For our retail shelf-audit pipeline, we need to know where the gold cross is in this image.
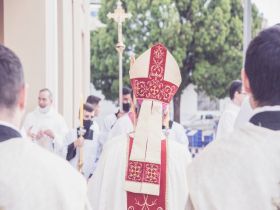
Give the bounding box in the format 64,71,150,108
107,1,131,45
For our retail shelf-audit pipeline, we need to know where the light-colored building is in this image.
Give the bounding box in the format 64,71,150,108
0,0,91,127
89,0,105,31
180,84,198,122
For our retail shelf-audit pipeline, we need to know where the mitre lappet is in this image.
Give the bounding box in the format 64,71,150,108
125,43,182,196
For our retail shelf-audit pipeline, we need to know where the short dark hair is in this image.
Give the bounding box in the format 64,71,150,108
229,80,242,100
122,86,131,96
84,103,94,112
78,103,94,118
39,88,53,100
245,24,280,106
86,95,101,106
0,44,24,109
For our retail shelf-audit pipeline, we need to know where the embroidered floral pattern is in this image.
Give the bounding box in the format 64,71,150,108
131,79,177,103
144,163,160,184
126,161,160,185
128,195,163,210
127,161,143,182
131,43,178,103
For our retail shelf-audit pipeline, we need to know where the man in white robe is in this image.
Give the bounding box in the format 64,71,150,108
216,80,245,140
100,87,134,145
187,24,280,210
106,113,134,142
64,103,102,179
0,44,91,210
23,88,68,155
88,133,191,210
88,43,192,210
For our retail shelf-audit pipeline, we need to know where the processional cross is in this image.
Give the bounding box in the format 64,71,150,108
107,1,131,111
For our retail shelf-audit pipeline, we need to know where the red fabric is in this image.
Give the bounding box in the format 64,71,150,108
130,43,178,104
126,138,167,210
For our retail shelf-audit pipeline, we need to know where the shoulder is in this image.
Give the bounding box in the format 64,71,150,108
172,121,185,131
187,125,280,209
167,140,191,163
172,121,183,127
0,139,85,184
191,128,245,165
111,115,133,132
188,124,269,182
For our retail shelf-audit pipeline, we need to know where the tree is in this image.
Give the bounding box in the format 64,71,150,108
90,0,262,122
191,1,262,99
91,0,185,101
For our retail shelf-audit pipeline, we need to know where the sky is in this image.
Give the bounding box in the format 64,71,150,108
251,0,280,26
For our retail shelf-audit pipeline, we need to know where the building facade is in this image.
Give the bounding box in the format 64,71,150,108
0,0,91,127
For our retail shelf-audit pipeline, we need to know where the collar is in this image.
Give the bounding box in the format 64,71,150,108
0,121,22,142
249,106,280,131
0,121,20,132
35,106,54,115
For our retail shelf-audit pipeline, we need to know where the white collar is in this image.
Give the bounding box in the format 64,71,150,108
35,106,54,115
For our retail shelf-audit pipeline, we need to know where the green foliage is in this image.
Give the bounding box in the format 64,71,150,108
192,0,262,98
90,0,262,101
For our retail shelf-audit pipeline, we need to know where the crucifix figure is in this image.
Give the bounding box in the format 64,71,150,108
107,1,131,111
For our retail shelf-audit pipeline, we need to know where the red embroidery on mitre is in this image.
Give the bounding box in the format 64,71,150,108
130,43,179,104
126,138,167,210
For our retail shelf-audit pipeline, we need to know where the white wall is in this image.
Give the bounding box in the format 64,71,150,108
45,0,58,108
4,0,47,112
3,0,91,127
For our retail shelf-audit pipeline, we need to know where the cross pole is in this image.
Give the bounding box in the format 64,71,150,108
107,1,131,111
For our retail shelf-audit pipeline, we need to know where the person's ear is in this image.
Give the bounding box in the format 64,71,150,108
241,69,252,94
18,84,27,111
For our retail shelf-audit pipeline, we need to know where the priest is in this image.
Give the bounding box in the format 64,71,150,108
0,44,91,210
22,88,68,155
187,24,280,210
88,43,192,210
